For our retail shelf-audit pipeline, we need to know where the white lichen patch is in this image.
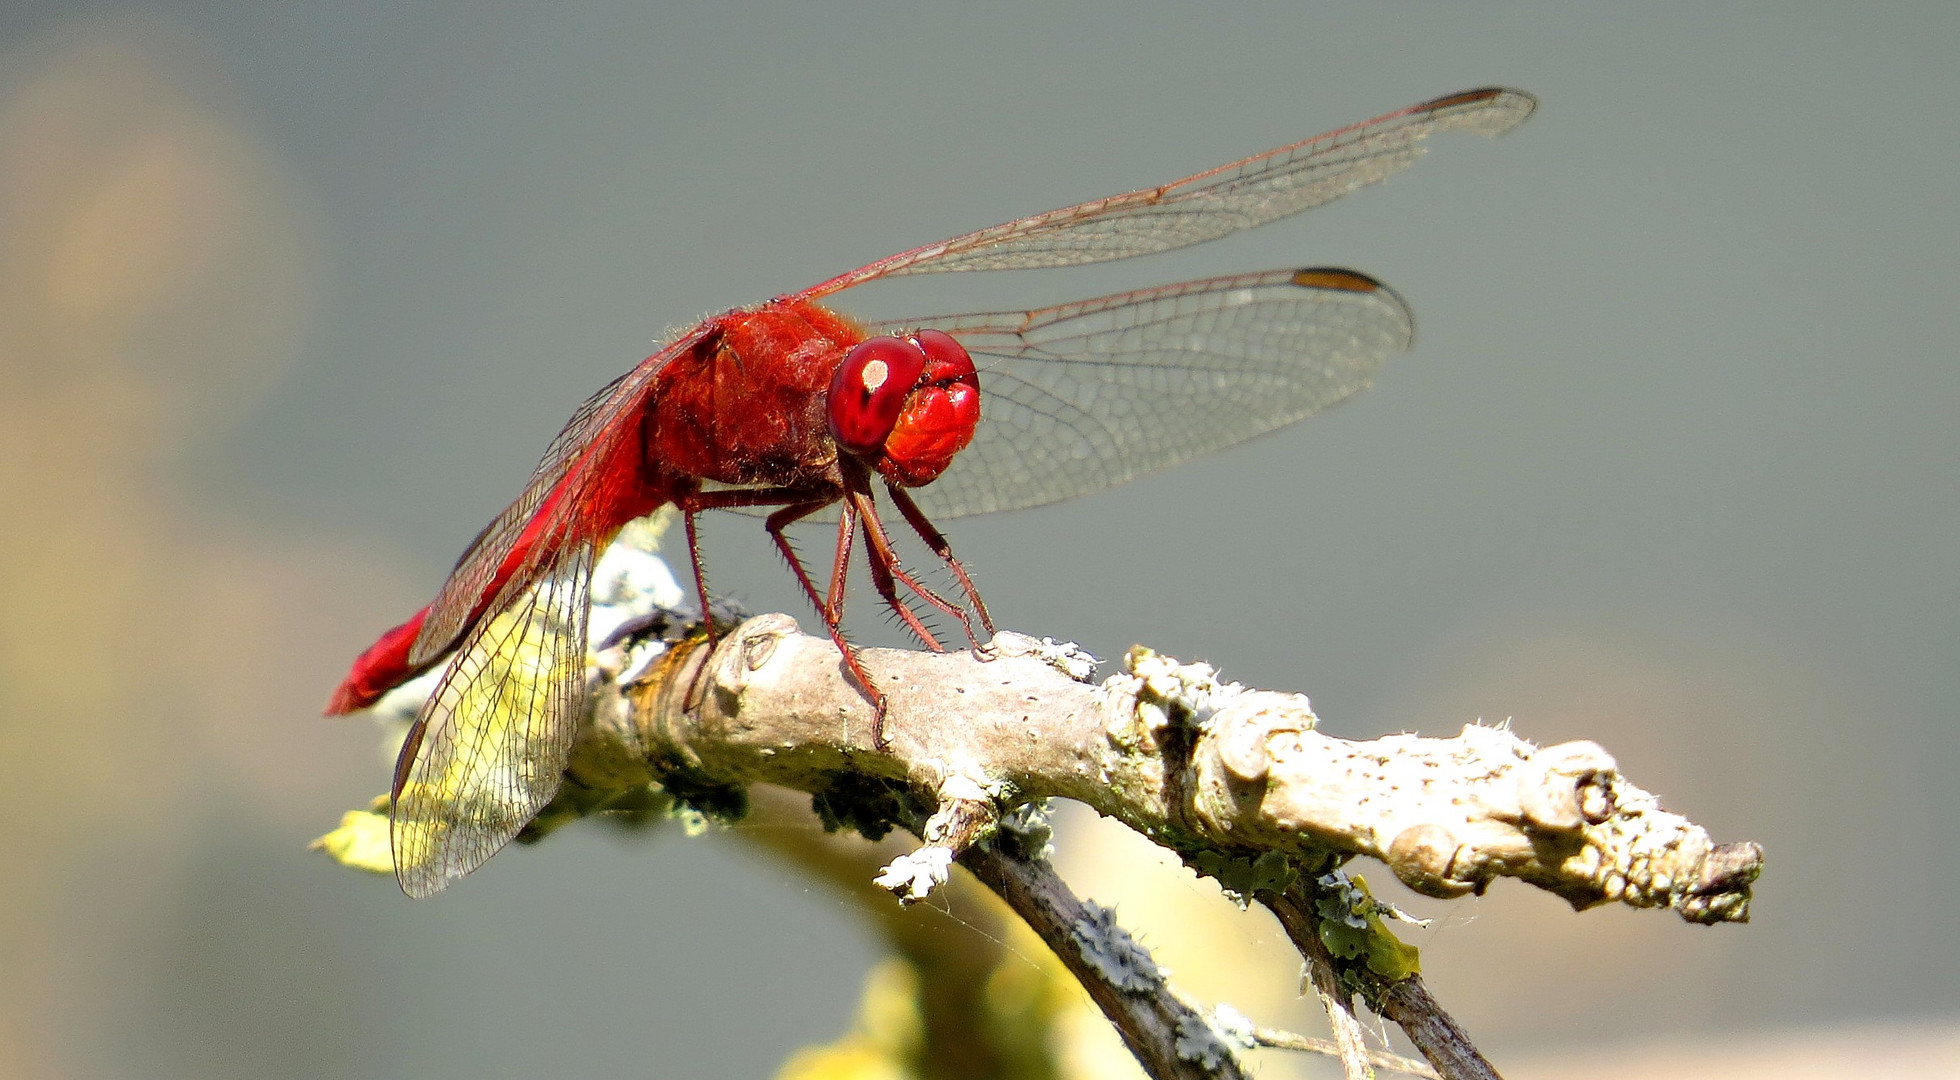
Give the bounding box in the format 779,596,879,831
993,632,1099,682
874,846,954,902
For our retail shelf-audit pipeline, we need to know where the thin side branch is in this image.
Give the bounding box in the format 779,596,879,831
958,841,1251,1080
1251,1027,1437,1080
1301,929,1380,1080
1264,883,1497,1080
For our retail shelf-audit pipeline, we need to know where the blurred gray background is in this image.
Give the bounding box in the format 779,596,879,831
0,2,1953,1077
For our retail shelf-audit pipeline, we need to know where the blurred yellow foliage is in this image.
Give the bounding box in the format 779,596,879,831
309,801,394,876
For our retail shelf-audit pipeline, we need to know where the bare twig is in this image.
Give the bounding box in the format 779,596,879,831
1251,1026,1437,1079
1303,941,1379,1080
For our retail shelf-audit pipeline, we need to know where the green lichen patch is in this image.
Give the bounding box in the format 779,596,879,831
1312,871,1421,982
1188,849,1299,908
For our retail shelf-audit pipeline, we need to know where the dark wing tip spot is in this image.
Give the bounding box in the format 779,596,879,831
1289,267,1415,346
1290,268,1386,293
1416,86,1538,133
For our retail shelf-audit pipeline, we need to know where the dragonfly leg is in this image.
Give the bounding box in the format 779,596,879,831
680,504,718,647
885,483,995,647
679,485,833,639
848,486,962,652
823,495,952,650
821,503,854,618
757,497,850,626
675,485,892,749
765,498,892,749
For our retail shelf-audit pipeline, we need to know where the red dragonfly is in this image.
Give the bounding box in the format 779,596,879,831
328,87,1535,897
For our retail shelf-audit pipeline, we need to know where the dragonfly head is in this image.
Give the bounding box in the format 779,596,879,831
828,329,979,487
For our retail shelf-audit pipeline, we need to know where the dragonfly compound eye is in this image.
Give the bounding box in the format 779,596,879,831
912,328,977,385
829,335,929,459
880,329,981,487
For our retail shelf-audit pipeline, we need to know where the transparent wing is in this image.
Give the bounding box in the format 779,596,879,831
864,267,1412,519
800,88,1533,297
390,539,595,897
419,91,1527,613
412,326,711,665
